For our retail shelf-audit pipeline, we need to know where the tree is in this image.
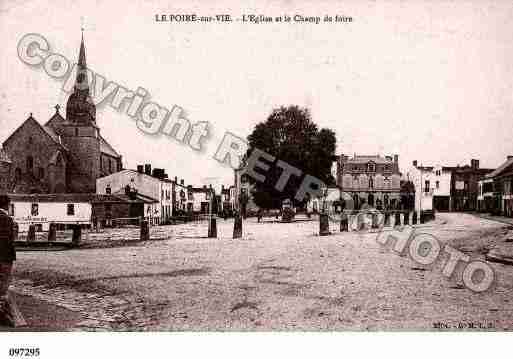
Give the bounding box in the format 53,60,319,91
246,105,336,209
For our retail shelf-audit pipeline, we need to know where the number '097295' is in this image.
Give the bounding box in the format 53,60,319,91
8,348,40,357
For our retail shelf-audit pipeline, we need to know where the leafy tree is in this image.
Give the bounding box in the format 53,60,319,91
245,105,336,209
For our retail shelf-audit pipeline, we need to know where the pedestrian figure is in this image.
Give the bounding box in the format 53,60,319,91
0,195,18,327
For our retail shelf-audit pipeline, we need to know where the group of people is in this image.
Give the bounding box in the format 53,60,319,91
0,195,18,327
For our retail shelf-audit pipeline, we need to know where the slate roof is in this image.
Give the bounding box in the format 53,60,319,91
99,135,120,158
486,158,513,179
344,155,393,164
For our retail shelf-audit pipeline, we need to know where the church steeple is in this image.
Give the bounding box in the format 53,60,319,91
66,29,96,124
75,29,89,93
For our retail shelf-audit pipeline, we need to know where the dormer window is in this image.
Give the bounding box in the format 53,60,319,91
367,162,376,172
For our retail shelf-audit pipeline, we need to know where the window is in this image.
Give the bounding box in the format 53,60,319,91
109,159,112,173
31,203,39,216
424,180,430,193
67,204,75,216
15,168,22,180
38,167,45,179
367,162,376,172
369,176,374,189
435,170,441,176
75,128,79,136
26,156,33,173
8,204,14,216
436,181,440,189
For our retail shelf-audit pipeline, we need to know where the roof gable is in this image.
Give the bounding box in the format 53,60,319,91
3,115,66,151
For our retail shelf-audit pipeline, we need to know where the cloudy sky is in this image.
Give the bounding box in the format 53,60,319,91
1,0,512,187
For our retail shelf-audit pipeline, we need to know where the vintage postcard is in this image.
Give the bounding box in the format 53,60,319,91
0,0,511,357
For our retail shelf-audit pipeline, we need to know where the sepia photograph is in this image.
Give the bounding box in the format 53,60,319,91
0,0,512,357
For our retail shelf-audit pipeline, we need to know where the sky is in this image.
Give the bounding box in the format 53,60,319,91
1,0,513,187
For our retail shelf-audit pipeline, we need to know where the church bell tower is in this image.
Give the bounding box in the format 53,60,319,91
61,30,101,193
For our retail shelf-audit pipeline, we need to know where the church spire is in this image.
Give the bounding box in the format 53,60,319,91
66,28,96,124
75,28,89,93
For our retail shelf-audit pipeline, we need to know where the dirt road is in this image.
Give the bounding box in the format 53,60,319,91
10,213,513,331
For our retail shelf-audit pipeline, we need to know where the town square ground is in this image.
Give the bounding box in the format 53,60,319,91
7,213,513,331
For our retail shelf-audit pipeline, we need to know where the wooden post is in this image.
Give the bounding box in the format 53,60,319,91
72,225,81,247
340,212,348,232
319,213,330,236
395,212,401,227
233,212,243,239
140,220,150,241
27,224,36,243
48,223,57,242
208,216,217,238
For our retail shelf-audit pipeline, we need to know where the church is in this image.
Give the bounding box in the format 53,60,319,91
0,33,123,194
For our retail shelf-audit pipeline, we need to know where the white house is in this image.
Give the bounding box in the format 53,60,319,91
96,165,183,224
7,193,93,232
406,161,452,213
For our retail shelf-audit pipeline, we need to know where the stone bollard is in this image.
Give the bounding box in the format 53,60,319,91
319,213,330,236
377,213,385,229
48,223,57,242
140,220,150,241
72,225,81,247
372,212,379,229
390,213,396,227
233,213,243,239
340,213,348,232
357,213,365,231
348,215,357,231
27,224,36,243
208,216,217,238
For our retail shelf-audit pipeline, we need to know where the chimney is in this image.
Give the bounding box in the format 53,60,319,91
137,165,144,174
124,185,131,195
180,179,184,185
394,154,398,163
413,160,418,167
106,184,111,194
508,155,513,160
174,176,178,183
144,164,151,176
471,159,479,169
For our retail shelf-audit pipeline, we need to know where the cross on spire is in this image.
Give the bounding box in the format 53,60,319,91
55,104,60,113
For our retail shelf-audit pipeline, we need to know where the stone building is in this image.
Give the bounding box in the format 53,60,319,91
478,156,513,216
1,33,122,194
450,159,494,211
336,154,401,210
